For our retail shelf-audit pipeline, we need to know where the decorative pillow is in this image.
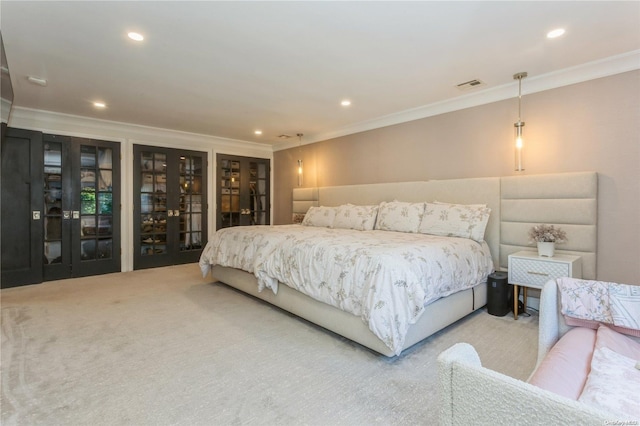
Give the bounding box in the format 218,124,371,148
374,201,425,233
301,206,336,228
332,204,379,231
418,201,491,242
292,213,306,224
610,283,640,330
564,317,640,338
578,346,640,419
559,278,640,338
559,278,612,322
595,324,640,360
527,327,596,400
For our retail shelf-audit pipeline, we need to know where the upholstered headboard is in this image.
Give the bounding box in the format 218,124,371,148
293,178,501,268
499,172,597,279
292,172,598,280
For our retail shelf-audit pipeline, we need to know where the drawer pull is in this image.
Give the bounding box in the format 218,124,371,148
527,271,549,277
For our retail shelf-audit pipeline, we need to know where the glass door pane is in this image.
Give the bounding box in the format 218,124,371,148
249,161,268,225
140,151,167,257
179,155,203,251
219,158,241,228
43,142,63,265
79,145,115,262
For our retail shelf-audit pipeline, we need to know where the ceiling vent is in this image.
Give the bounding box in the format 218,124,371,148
456,79,485,91
27,75,48,86
278,134,292,139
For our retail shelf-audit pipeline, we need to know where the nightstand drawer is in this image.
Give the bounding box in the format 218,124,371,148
508,251,581,319
510,258,569,287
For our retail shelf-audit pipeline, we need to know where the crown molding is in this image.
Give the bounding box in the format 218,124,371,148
274,50,640,151
8,106,273,155
6,50,638,154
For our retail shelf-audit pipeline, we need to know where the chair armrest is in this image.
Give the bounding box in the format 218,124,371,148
536,279,562,368
438,343,611,426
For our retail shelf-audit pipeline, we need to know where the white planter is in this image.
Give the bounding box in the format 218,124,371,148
537,242,555,257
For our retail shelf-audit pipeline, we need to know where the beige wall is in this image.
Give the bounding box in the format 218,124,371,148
273,70,640,284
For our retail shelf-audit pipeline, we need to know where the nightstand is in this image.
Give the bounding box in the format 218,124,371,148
508,251,582,319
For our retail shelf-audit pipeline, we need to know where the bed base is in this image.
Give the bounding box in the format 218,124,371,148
210,265,487,357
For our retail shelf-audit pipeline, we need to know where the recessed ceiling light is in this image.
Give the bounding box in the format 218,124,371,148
547,28,565,39
93,102,106,108
341,100,351,107
254,130,263,135
128,32,144,41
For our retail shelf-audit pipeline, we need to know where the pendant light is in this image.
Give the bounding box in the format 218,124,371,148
513,72,528,172
296,133,303,186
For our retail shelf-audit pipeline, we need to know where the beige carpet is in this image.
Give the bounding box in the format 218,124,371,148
1,264,538,425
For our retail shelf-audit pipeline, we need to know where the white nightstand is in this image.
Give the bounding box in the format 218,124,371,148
508,251,582,319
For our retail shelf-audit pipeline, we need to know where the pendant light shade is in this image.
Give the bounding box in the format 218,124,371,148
513,72,527,172
296,133,303,186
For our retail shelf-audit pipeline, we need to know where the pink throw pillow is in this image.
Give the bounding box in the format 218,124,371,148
595,324,640,360
528,327,596,400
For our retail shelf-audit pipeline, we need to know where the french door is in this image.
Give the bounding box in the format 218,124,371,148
133,145,207,270
42,134,121,280
217,154,270,229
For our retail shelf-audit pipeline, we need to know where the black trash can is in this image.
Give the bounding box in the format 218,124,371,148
487,271,510,316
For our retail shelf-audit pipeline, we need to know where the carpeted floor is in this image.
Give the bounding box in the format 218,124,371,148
1,264,538,425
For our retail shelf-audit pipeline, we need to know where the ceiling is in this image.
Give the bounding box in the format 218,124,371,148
1,1,639,147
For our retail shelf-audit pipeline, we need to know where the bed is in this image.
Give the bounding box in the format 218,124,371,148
200,172,598,357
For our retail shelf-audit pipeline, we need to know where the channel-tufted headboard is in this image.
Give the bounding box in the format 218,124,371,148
499,172,597,279
293,172,598,280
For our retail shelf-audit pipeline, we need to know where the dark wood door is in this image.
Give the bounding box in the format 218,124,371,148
72,138,121,277
1,128,43,287
133,145,207,270
217,154,270,230
1,130,121,286
41,134,122,281
41,134,73,281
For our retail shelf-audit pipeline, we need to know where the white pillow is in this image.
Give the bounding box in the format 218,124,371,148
333,204,379,231
418,202,491,242
301,206,336,228
374,201,425,233
578,346,640,419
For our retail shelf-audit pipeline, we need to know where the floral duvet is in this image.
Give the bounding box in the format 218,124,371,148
199,225,493,355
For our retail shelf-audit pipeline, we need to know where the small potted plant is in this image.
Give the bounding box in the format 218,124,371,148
528,224,567,257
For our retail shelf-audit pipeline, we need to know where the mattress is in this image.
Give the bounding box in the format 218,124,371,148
200,224,493,354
